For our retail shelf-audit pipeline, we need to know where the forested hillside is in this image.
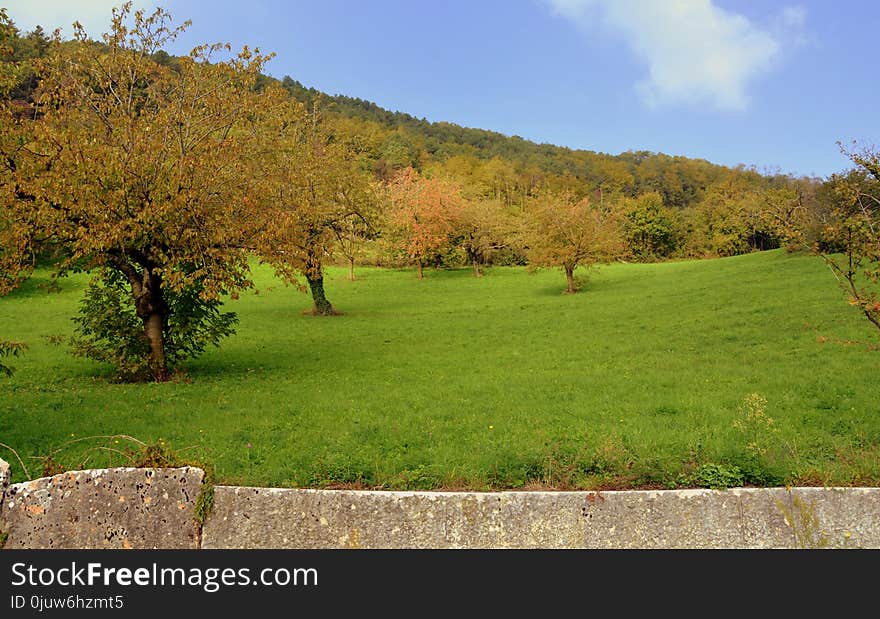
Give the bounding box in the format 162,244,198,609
3,15,820,268
284,76,804,203
278,72,823,262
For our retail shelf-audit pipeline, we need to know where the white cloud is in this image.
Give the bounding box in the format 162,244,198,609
781,6,807,29
4,1,158,39
546,0,806,111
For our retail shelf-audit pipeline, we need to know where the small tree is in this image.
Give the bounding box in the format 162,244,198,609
455,198,516,277
0,4,289,381
817,144,880,333
70,268,237,381
525,191,623,294
258,104,378,314
384,167,463,279
335,207,377,282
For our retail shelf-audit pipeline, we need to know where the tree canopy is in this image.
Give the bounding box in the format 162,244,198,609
525,191,623,294
817,145,880,333
1,4,292,380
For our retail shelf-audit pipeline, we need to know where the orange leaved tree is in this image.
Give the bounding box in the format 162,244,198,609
384,167,463,279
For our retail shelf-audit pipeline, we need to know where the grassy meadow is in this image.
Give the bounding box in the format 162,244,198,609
1,249,878,489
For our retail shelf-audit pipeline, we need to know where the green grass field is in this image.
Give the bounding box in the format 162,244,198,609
1,250,878,490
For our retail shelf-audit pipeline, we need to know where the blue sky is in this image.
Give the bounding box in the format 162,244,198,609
6,1,878,178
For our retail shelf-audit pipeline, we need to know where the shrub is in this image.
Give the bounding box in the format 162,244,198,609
71,269,238,381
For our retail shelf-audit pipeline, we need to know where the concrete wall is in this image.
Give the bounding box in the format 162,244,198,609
0,458,9,505
0,464,204,549
201,486,879,549
1,459,878,549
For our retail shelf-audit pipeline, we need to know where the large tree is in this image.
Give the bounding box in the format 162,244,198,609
525,191,623,294
0,4,289,381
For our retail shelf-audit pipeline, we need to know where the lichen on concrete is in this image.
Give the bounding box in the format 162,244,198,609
201,486,880,549
202,487,505,549
0,457,10,499
1,466,204,549
0,458,10,546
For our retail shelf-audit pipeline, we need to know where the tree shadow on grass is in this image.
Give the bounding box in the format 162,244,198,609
1,273,85,301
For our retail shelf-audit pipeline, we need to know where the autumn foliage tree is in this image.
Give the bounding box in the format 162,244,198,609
0,8,40,295
384,167,464,278
258,104,378,314
525,191,623,294
817,144,880,334
454,198,518,277
0,4,289,381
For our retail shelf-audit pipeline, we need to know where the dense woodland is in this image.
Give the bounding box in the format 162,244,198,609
281,74,815,262
1,5,877,383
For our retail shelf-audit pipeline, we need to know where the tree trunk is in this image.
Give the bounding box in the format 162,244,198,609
417,261,424,280
564,264,577,294
112,259,170,382
472,256,483,278
307,273,335,315
348,257,356,281
304,250,335,315
467,247,483,278
143,311,169,382
130,270,170,382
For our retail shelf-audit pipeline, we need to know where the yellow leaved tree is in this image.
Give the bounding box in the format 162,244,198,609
0,3,292,381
